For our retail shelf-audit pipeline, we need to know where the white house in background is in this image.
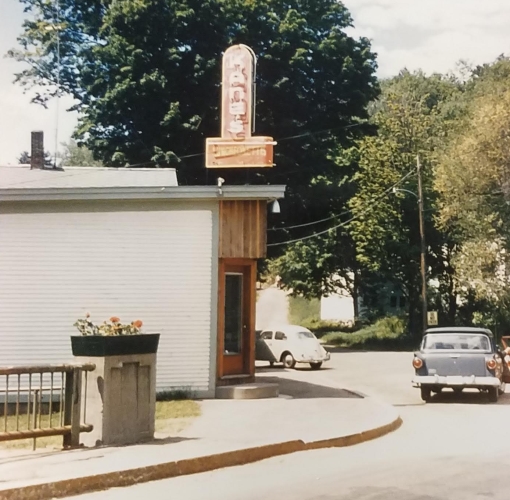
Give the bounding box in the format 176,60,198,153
318,273,355,324
320,288,356,324
0,135,284,398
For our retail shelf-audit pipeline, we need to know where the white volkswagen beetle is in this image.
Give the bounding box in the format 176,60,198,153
256,325,330,370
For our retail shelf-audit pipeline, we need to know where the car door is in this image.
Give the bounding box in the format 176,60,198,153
273,331,289,360
257,330,276,362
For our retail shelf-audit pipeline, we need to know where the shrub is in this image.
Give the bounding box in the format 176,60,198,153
287,296,320,325
321,316,418,351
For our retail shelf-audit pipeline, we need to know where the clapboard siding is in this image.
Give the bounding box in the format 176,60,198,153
0,205,214,392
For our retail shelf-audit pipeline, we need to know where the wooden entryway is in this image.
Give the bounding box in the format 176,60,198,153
217,259,256,379
216,200,266,383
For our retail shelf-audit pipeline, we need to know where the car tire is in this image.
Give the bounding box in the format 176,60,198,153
282,352,296,369
309,362,322,370
453,387,463,394
420,386,432,402
488,386,499,403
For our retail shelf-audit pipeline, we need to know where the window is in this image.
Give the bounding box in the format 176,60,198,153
275,331,287,340
297,331,315,339
261,331,273,340
423,334,491,351
224,274,243,354
399,296,406,308
390,296,397,308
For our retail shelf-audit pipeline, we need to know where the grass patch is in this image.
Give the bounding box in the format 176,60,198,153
287,295,357,337
322,316,419,351
0,411,63,450
155,400,201,421
155,399,201,435
0,398,201,450
288,296,320,325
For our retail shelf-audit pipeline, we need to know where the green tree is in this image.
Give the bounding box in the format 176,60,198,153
60,140,102,167
435,59,510,305
10,1,378,229
18,150,54,167
349,71,463,330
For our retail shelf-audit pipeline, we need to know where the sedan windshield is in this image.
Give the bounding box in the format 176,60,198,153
297,331,315,340
423,333,490,351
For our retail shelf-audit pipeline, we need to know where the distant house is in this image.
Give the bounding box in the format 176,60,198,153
320,275,407,324
0,133,285,398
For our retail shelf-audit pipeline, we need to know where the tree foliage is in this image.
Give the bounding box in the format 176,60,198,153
435,57,510,303
348,71,463,326
10,0,378,217
60,139,102,167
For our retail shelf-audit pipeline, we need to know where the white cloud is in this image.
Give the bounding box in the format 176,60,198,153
344,0,510,77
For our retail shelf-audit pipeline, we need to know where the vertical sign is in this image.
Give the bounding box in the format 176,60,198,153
206,44,275,169
221,45,254,140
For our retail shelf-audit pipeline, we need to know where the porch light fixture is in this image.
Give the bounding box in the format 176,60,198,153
270,200,281,214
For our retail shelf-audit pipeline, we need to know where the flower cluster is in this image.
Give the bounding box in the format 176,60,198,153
74,313,143,336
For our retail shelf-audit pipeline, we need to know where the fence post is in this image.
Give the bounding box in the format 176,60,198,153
63,368,82,448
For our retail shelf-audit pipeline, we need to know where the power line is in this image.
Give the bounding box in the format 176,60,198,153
122,122,367,168
267,170,415,247
269,212,343,231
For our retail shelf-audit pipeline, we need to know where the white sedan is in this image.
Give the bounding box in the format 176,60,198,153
256,325,330,370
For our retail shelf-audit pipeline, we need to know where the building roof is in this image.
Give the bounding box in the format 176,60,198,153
0,165,178,189
0,165,285,202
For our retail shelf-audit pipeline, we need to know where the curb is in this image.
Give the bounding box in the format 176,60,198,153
0,416,402,500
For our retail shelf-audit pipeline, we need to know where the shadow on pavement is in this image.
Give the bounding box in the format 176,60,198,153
256,365,334,373
422,390,510,405
144,436,198,446
256,375,362,400
323,346,415,354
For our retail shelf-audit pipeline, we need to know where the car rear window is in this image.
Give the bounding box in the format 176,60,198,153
423,333,490,351
297,331,315,339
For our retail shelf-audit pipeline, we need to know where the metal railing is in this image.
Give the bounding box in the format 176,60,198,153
0,363,95,450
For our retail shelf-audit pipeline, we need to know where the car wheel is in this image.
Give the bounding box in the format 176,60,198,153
282,352,296,369
453,387,463,394
432,387,443,394
488,386,499,403
498,381,506,395
309,362,322,370
420,386,432,402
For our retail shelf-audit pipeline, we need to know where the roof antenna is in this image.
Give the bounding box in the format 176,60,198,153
53,0,61,169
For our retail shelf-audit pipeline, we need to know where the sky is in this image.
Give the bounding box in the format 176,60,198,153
1,0,510,165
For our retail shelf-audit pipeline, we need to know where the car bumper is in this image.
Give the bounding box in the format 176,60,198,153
412,375,501,388
296,353,330,364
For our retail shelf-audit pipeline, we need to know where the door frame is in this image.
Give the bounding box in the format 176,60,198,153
217,258,256,380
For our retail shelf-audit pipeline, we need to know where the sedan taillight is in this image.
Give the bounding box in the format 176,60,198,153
413,357,423,369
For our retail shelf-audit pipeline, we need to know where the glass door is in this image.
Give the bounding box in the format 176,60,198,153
221,264,251,376
224,273,243,356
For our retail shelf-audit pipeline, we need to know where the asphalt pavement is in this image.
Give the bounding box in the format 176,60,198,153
68,350,510,500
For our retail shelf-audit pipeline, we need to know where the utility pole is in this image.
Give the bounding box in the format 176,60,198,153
417,155,428,333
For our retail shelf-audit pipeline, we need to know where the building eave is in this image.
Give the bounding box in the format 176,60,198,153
0,185,286,202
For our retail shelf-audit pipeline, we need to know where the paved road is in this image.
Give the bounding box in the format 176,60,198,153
72,351,510,500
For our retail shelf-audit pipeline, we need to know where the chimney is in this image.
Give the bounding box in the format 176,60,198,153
31,131,44,169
